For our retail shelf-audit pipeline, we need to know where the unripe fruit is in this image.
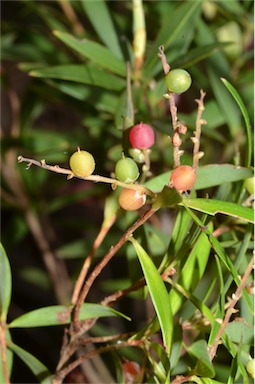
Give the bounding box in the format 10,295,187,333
129,123,155,149
115,157,139,183
244,176,254,195
246,359,254,379
118,188,146,211
165,69,192,94
170,165,196,191
69,150,95,177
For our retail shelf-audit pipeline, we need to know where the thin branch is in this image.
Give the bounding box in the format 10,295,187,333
17,156,156,198
57,0,85,35
0,322,10,384
72,207,159,328
192,90,206,169
208,254,254,361
158,45,170,75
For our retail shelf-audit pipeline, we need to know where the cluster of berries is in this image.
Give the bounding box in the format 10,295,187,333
69,68,196,211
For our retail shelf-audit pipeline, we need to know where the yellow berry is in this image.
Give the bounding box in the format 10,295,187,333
69,150,95,177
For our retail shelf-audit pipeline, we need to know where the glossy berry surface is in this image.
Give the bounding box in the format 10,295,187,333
165,69,192,94
170,165,196,191
115,157,139,183
244,176,254,195
69,150,95,177
118,188,146,211
129,123,155,149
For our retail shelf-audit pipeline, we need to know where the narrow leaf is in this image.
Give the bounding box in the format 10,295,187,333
81,0,123,59
0,243,12,321
130,238,173,355
188,340,215,378
7,341,51,384
29,64,125,91
9,303,130,328
221,78,252,167
182,198,254,223
53,31,126,77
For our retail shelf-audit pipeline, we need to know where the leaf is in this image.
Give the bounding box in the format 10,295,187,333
221,78,252,168
224,319,254,345
29,64,125,91
146,164,253,193
182,198,254,223
7,341,51,384
188,340,215,378
53,31,126,77
152,185,183,209
9,303,130,328
0,243,12,321
81,0,123,59
130,238,173,355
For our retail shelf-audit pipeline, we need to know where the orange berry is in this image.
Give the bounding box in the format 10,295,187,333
118,188,146,211
170,165,196,191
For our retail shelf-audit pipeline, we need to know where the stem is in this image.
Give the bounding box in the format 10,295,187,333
158,45,170,75
0,322,10,384
192,90,206,169
72,207,158,327
208,255,254,361
57,0,84,35
17,156,156,198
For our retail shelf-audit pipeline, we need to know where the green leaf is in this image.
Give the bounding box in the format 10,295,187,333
7,341,51,384
29,64,125,91
146,164,253,193
81,0,123,59
0,243,12,321
221,78,252,168
224,318,254,345
53,31,126,77
9,303,130,328
152,185,183,209
130,238,173,355
182,198,254,223
188,340,215,378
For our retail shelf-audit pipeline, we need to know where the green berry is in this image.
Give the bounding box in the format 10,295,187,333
244,176,254,195
165,69,192,94
69,149,95,177
246,359,254,379
115,157,139,183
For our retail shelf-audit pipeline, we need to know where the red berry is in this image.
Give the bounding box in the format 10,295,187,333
122,361,141,384
170,165,196,191
129,123,155,149
118,188,146,211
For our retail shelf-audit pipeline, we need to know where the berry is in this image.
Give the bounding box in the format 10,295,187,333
69,149,95,177
122,361,141,383
246,359,255,379
129,123,155,149
244,176,254,195
118,188,146,211
165,69,192,94
170,165,196,191
115,157,139,183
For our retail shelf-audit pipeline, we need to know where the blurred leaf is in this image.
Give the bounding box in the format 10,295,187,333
152,185,183,209
221,78,252,168
7,341,52,384
29,64,125,91
144,1,202,77
53,31,126,76
146,164,253,193
182,198,254,223
0,244,12,322
224,319,254,345
130,238,173,355
9,303,130,328
147,342,170,382
81,0,123,59
188,340,215,378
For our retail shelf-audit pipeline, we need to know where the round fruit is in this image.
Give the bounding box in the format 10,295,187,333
165,69,192,94
69,150,95,177
244,176,254,195
118,188,146,211
246,359,254,379
129,123,155,149
122,361,141,383
115,157,139,183
170,165,196,191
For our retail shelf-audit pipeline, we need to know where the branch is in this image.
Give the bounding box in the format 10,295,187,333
192,90,206,169
208,254,254,361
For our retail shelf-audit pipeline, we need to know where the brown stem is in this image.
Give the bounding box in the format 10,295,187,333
0,322,10,384
71,213,117,305
57,0,85,35
158,45,170,75
208,255,254,361
72,207,159,327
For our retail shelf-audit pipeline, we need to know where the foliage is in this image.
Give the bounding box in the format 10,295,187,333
1,1,254,383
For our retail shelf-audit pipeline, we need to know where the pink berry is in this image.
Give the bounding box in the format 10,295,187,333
129,123,155,149
170,165,196,191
